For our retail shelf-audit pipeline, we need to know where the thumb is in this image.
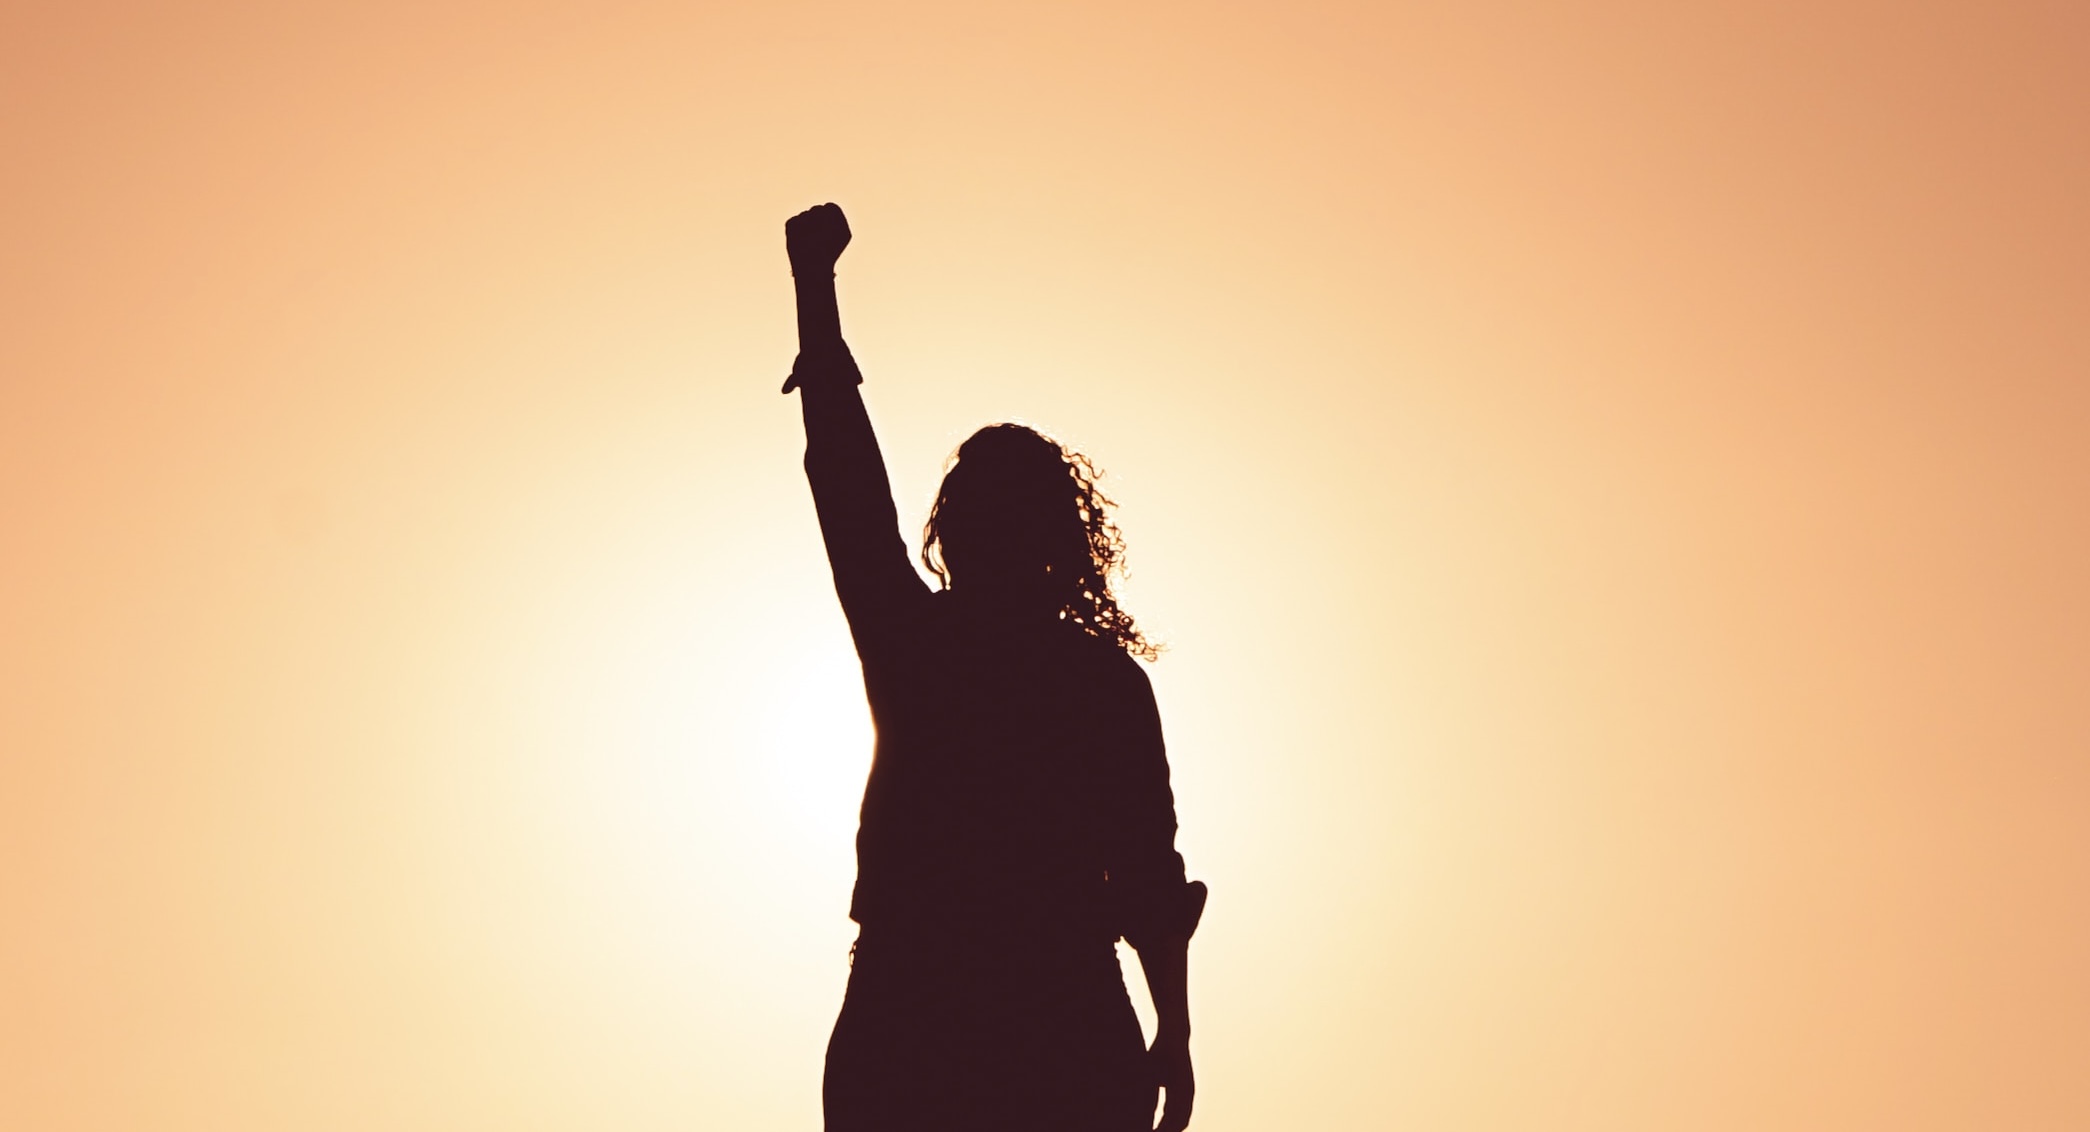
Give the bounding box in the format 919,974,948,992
1154,1073,1194,1132
1155,1090,1192,1132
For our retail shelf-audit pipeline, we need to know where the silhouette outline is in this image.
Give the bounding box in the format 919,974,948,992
781,204,1207,1132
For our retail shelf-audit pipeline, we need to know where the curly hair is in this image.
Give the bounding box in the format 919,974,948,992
921,423,1159,661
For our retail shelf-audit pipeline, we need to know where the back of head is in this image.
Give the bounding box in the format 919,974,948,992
923,424,1156,660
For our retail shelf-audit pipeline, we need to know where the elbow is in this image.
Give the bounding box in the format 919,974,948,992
1121,879,1208,951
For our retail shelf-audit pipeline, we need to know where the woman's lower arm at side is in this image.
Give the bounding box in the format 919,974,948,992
1137,936,1196,1132
1131,876,1205,1132
1137,937,1191,1043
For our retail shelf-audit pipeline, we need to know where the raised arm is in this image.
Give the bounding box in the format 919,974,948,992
782,204,927,646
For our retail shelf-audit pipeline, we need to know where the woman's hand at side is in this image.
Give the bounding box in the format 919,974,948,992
1151,1033,1194,1132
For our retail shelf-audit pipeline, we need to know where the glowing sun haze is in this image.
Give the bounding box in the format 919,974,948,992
4,1,2086,1129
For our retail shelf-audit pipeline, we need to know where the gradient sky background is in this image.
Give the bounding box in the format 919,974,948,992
5,2,2087,1129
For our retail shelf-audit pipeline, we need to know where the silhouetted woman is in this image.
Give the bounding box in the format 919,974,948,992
781,203,1206,1132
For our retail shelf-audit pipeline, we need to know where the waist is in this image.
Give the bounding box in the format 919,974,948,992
850,919,1124,985
849,874,1118,944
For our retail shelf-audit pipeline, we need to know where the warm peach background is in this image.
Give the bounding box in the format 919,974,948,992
5,2,2086,1129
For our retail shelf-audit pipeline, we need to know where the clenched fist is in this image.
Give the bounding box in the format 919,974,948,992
786,203,852,276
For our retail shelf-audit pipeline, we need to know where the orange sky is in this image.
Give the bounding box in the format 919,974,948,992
4,2,2087,1129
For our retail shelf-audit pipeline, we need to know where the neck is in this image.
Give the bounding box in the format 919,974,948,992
952,583,1059,622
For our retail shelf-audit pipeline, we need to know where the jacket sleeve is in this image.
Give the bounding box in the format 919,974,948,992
1104,658,1204,950
796,349,930,656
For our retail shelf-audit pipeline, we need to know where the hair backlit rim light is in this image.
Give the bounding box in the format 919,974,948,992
921,423,1159,661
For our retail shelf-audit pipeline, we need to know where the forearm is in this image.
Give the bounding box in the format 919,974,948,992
795,291,898,571
794,270,843,354
1137,910,1201,1132
783,272,857,396
1136,938,1192,1042
791,262,881,500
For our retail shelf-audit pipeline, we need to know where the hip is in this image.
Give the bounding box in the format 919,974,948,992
825,929,1154,1131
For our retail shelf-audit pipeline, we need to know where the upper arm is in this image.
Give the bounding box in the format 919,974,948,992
1104,657,1192,944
